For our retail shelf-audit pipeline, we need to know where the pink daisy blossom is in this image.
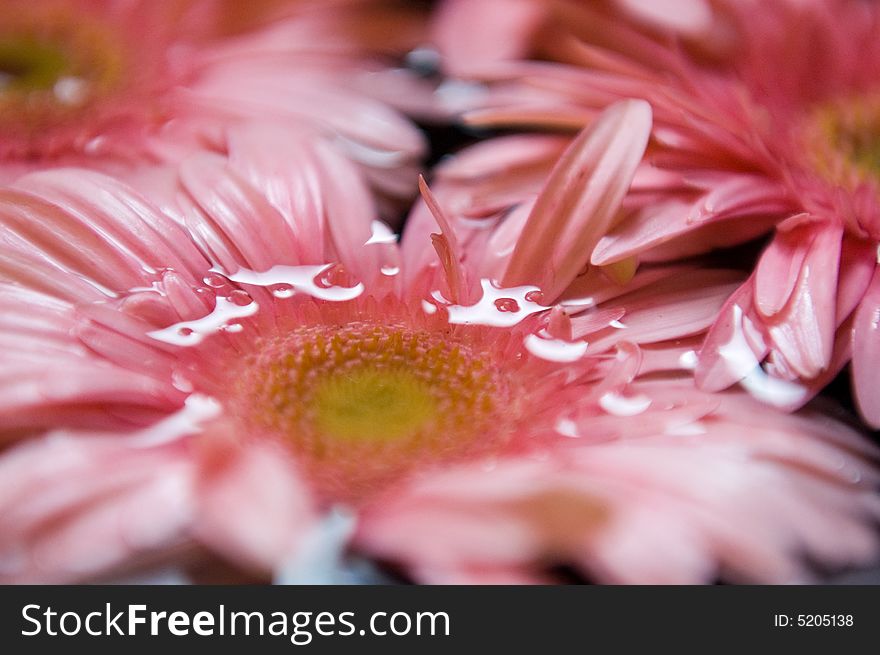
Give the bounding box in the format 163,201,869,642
1,106,878,584
427,0,880,426
0,0,427,210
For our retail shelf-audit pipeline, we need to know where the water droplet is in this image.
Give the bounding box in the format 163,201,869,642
148,296,260,346
220,322,244,333
227,290,253,306
561,295,596,310
598,392,652,417
421,300,438,315
494,298,520,312
524,290,545,304
365,221,398,246
664,421,706,436
716,304,764,379
272,284,295,299
609,319,627,329
315,264,344,289
555,417,582,438
171,370,194,393
380,265,401,277
525,334,588,362
739,368,808,406
203,273,228,288
678,350,699,370
216,264,364,303
53,76,89,106
130,394,222,447
441,279,547,328
84,136,107,155
719,305,808,407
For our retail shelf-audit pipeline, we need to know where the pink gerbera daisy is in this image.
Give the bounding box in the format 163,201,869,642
0,108,878,584
0,0,427,209
427,0,880,426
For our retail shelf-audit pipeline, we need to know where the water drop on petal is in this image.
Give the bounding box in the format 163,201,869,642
555,417,582,438
494,298,520,312
228,290,253,306
525,334,589,362
525,290,545,303
203,273,228,288
365,221,398,245
678,350,699,369
272,284,295,299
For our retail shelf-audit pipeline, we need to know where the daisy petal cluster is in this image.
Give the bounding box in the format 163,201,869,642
428,0,880,429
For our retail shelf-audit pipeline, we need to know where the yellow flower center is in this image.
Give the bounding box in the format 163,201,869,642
311,367,439,443
0,8,130,156
806,93,880,184
0,37,69,92
230,321,516,502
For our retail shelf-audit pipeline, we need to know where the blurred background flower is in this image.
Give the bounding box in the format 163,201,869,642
0,0,431,217
423,0,880,429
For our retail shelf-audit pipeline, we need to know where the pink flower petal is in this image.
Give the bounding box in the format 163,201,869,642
616,0,714,36
180,153,302,273
195,440,318,574
419,177,471,304
586,269,743,351
754,220,817,319
432,0,545,77
696,277,768,392
0,435,194,583
852,268,880,428
437,134,570,181
358,387,880,584
502,99,652,301
765,222,842,379
836,236,876,321
12,169,208,285
593,176,789,265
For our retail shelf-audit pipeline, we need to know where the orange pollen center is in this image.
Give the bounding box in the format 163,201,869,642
228,321,516,503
